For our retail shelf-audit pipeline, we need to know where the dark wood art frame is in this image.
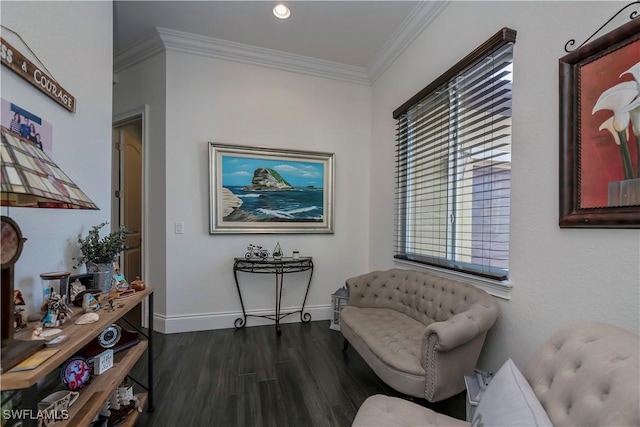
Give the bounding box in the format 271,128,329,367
559,17,640,228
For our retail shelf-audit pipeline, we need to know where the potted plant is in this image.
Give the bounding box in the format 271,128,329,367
74,221,131,293
272,242,283,260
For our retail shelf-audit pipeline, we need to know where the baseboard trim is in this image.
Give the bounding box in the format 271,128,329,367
153,304,332,334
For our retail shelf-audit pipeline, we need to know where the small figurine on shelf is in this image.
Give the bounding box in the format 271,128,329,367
14,290,26,330
42,292,73,327
112,263,129,291
131,276,146,292
82,292,101,313
272,242,283,260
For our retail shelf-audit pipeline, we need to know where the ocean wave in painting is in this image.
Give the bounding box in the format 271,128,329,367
226,186,323,221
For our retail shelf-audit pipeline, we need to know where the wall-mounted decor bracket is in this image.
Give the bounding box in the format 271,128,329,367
564,1,639,52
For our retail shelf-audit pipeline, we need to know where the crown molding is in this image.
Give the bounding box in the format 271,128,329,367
115,27,370,85
367,1,450,84
114,31,165,74
114,2,450,85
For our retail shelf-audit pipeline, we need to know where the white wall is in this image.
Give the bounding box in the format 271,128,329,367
1,1,113,318
112,53,168,315
370,1,640,371
114,48,372,332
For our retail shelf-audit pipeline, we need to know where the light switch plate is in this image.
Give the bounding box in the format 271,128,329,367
175,222,184,234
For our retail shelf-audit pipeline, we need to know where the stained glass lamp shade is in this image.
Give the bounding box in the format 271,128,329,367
1,125,98,370
1,126,97,209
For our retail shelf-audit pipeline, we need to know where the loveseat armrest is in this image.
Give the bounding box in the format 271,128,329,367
423,299,499,352
420,298,499,402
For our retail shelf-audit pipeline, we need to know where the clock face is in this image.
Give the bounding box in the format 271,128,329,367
99,324,122,348
61,357,91,390
1,216,24,267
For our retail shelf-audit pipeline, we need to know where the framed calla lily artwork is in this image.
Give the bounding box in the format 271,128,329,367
560,17,640,228
209,143,335,234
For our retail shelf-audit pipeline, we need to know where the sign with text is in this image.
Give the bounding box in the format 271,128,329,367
0,37,75,113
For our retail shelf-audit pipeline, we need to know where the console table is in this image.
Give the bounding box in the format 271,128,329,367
233,257,313,336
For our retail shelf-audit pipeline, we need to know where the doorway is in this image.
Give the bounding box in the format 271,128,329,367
113,112,145,327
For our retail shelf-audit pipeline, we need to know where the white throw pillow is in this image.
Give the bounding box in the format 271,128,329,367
471,358,552,427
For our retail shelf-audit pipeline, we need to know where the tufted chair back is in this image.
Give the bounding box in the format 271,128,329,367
524,322,639,427
346,269,494,326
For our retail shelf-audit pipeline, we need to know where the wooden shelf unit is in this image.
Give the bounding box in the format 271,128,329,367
0,287,154,427
120,393,148,427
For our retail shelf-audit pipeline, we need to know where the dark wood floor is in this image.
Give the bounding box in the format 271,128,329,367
130,320,466,427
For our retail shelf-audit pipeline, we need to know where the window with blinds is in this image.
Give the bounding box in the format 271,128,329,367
393,28,516,281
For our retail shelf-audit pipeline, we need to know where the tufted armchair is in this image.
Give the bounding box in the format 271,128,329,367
340,269,499,402
351,322,640,426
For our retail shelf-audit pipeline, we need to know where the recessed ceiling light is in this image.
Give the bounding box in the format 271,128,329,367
273,4,290,20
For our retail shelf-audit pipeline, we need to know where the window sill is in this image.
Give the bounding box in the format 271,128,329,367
394,259,512,300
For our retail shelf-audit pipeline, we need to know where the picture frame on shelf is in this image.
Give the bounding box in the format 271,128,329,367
559,17,640,228
209,143,335,234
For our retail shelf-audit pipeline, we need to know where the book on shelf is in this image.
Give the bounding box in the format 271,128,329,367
9,348,60,372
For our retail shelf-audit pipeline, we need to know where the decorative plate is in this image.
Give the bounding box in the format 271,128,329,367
61,356,92,390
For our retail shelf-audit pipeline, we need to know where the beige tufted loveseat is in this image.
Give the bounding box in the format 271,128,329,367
352,322,640,426
340,269,499,403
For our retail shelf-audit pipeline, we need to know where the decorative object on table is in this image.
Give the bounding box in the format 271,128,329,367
82,292,101,313
45,334,69,347
60,355,92,390
74,312,99,325
40,271,71,305
272,242,283,260
99,398,111,419
130,276,146,291
330,286,350,331
74,221,132,293
72,289,101,307
108,288,136,299
292,250,300,259
69,278,86,304
31,325,44,340
0,125,97,371
112,262,129,291
39,328,62,339
244,244,269,260
559,10,640,227
99,325,121,348
209,143,335,234
92,349,114,375
13,289,25,305
41,293,73,328
38,390,80,427
82,324,139,358
13,289,26,330
97,384,138,426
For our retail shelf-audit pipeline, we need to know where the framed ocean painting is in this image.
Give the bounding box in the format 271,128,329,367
209,143,335,234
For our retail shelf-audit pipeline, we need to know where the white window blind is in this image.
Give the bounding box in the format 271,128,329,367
394,28,516,281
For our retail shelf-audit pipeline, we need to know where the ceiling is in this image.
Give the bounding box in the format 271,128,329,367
113,1,422,69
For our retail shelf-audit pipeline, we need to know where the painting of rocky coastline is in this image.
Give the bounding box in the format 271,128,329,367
209,143,334,234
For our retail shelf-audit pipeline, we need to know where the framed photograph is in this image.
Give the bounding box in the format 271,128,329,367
560,18,640,228
209,143,335,234
1,98,53,157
